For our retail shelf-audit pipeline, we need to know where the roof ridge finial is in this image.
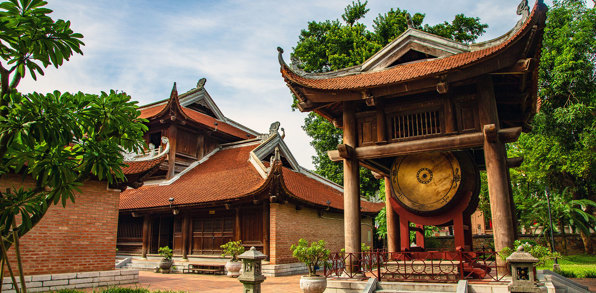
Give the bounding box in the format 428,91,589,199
170,82,178,100
406,14,414,29
517,0,529,18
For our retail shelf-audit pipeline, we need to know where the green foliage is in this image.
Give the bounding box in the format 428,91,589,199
424,14,488,44
0,0,84,84
220,240,245,261
538,254,596,278
158,246,173,260
290,239,330,276
499,240,560,267
342,0,369,27
372,8,424,45
516,0,595,226
361,242,371,252
0,2,147,292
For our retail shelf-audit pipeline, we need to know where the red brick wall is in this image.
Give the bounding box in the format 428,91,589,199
269,203,374,264
1,176,120,275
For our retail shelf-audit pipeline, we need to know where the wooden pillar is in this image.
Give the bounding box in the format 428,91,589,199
453,213,465,250
235,208,241,241
166,125,177,179
477,76,515,262
415,224,425,249
142,215,150,258
181,214,189,259
263,203,270,260
384,178,399,252
463,215,473,251
343,101,361,256
399,217,410,251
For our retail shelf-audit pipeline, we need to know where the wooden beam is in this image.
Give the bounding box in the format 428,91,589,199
491,58,537,75
166,125,177,179
327,127,522,161
507,156,524,168
337,144,355,159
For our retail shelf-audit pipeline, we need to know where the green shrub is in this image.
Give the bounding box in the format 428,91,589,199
158,246,173,260
220,240,245,261
291,239,330,276
53,290,83,293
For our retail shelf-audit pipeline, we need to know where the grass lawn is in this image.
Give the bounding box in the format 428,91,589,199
538,254,596,278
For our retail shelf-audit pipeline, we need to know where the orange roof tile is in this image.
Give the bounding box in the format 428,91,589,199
280,1,546,91
122,155,167,175
120,144,266,210
281,168,383,213
120,143,383,214
138,103,254,139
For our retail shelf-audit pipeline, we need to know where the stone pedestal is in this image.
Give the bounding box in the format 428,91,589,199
507,246,545,293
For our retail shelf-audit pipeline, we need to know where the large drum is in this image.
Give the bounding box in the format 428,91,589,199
389,151,480,216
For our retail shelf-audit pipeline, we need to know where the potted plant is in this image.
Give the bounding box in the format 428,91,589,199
158,246,173,273
291,239,330,293
221,240,245,277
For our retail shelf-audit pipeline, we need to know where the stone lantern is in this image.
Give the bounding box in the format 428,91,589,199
506,246,545,293
238,246,267,293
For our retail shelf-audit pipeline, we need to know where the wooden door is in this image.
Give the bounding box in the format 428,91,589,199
173,217,183,254
240,207,263,251
191,215,234,255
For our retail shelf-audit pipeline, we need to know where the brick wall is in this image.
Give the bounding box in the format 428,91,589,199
1,176,120,275
269,203,374,264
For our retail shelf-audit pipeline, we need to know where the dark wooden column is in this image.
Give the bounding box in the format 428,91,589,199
181,214,189,259
142,215,150,258
166,124,178,179
343,101,361,256
384,177,399,252
235,208,241,241
477,76,515,262
263,203,270,259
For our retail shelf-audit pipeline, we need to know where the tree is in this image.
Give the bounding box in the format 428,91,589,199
0,1,147,292
515,0,595,253
292,2,487,200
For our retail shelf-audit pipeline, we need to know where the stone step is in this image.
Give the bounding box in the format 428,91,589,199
376,290,454,293
376,282,458,292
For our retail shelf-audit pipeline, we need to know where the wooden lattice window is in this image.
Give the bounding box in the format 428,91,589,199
389,109,442,140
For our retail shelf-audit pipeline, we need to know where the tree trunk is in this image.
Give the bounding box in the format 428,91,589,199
579,229,593,254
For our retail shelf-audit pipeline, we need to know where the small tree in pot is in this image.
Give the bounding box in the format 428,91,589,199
158,246,173,273
291,239,330,293
221,240,245,277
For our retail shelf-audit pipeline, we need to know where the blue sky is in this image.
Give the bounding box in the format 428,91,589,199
19,0,554,170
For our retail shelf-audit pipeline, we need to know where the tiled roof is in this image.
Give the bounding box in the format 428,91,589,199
138,103,255,139
120,144,266,210
280,1,546,91
281,167,383,213
120,142,383,214
122,155,167,175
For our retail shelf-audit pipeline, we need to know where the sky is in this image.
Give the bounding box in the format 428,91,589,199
18,0,554,170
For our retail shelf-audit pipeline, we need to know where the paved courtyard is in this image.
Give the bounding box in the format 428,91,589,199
129,271,303,292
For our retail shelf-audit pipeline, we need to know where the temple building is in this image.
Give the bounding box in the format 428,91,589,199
116,80,383,270
279,0,546,261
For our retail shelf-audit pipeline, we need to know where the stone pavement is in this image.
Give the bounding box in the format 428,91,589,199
128,271,303,292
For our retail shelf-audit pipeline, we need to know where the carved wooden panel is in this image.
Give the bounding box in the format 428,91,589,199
176,129,198,157
455,97,479,132
357,114,378,146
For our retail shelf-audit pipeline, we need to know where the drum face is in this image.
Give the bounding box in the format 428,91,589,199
389,151,478,215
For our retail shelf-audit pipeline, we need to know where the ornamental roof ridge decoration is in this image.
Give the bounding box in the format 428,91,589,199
277,0,544,88
122,136,170,163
